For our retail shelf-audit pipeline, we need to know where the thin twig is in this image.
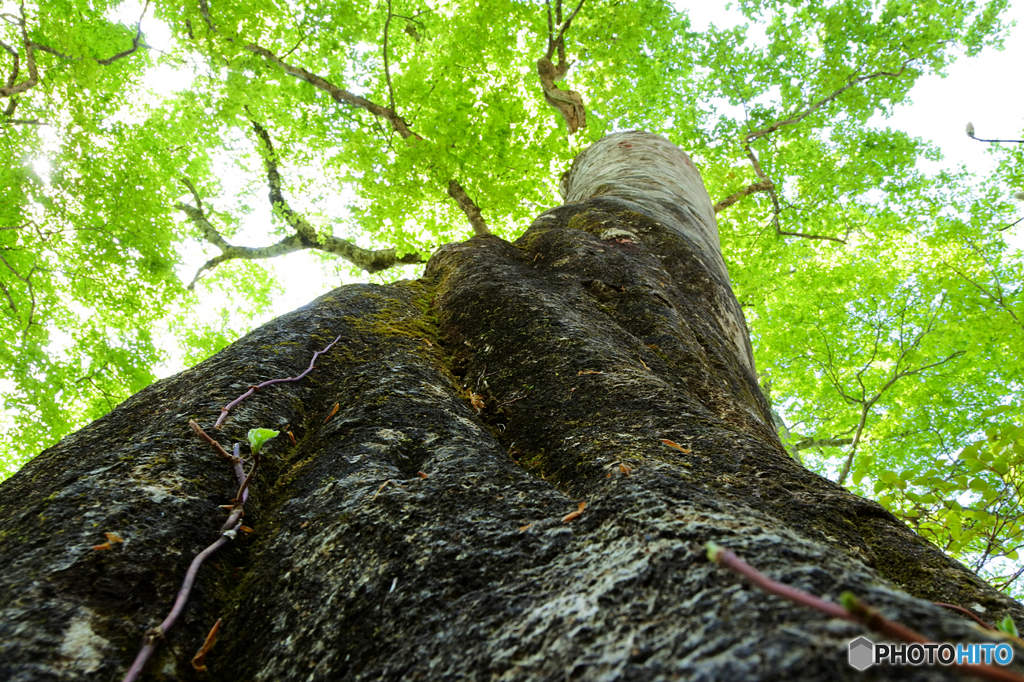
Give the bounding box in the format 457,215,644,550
214,334,342,428
188,420,235,462
707,543,1024,682
122,528,238,682
969,135,1024,145
933,602,996,630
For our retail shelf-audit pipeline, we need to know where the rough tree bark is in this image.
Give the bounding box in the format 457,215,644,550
1,132,1021,681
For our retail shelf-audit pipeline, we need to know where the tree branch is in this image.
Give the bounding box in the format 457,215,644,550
546,0,586,58
0,17,37,99
382,0,396,113
718,64,913,239
243,42,418,140
836,403,871,486
0,117,46,125
249,119,316,239
713,179,774,213
0,276,17,313
241,41,489,233
177,133,425,289
1,2,150,101
96,0,151,66
0,252,38,337
536,0,587,134
447,180,491,236
943,257,1023,331
178,206,423,288
742,65,911,146
742,146,846,243
792,436,853,452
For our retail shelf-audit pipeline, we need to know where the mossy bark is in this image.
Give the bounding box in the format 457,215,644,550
1,132,1021,681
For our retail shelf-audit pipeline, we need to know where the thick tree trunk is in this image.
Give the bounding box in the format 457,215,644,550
1,131,1021,681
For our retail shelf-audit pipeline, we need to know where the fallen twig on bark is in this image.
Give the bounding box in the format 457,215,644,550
214,334,341,428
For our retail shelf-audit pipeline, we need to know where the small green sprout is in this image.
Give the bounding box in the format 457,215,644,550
997,615,1019,637
247,428,280,455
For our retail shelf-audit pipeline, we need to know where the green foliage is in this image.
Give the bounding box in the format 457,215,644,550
2,0,1022,594
247,427,279,455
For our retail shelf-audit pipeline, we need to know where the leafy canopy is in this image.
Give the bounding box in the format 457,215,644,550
3,0,1023,592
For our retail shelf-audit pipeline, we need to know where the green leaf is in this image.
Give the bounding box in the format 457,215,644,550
247,428,280,455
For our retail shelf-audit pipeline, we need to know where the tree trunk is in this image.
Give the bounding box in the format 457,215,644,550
1,131,1020,681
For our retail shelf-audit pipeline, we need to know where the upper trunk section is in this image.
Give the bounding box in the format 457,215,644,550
561,131,758,378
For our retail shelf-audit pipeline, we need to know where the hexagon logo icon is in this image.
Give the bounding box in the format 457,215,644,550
849,636,874,670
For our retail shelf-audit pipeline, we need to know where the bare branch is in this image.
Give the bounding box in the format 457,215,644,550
713,179,774,213
742,65,911,146
96,0,151,66
536,0,587,134
382,0,396,113
447,180,491,236
243,42,419,140
177,144,424,289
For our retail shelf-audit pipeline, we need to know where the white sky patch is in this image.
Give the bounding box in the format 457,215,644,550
107,0,175,52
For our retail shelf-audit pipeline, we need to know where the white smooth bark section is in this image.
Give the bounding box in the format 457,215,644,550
562,131,721,258
562,130,758,377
